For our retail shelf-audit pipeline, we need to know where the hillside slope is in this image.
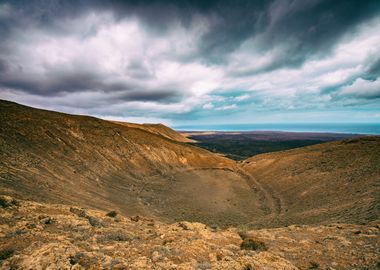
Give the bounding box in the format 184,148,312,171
0,100,264,227
112,121,195,143
1,100,379,229
241,137,380,227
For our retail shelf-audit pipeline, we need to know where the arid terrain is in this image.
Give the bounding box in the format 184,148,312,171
241,137,380,228
1,196,379,270
0,100,379,269
184,131,362,160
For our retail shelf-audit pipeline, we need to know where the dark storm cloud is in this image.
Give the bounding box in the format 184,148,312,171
4,0,380,64
0,67,180,101
0,0,85,39
121,89,181,102
1,0,380,123
101,0,380,67
250,0,380,69
0,58,9,73
224,0,380,75
0,68,100,95
363,57,380,80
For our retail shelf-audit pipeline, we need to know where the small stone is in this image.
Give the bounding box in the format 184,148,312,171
87,216,103,227
26,223,37,229
41,217,53,225
223,256,233,261
70,207,87,218
131,216,140,222
151,251,160,262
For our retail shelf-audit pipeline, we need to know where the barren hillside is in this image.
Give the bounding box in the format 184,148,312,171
1,100,379,228
112,121,195,143
241,137,380,227
1,100,380,269
0,100,264,227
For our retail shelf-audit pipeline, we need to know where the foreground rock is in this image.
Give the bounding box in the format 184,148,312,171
1,197,379,269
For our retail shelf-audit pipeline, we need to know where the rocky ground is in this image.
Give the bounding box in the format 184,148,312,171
1,196,379,270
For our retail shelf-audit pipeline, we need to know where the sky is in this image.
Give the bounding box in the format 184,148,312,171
0,0,380,127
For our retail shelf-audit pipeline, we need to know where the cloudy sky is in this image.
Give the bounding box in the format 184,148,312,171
1,0,380,126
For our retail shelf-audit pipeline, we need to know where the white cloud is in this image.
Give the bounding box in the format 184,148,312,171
202,103,214,109
100,115,172,125
215,104,237,110
220,16,380,110
339,78,380,99
234,94,250,101
1,7,380,124
0,11,225,117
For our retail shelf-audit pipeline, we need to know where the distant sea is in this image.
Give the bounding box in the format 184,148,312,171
174,123,380,135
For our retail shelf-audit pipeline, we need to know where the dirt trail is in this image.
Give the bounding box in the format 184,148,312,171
236,166,284,222
152,165,285,226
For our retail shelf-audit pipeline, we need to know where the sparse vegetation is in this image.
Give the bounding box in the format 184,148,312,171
238,230,249,240
69,252,97,268
197,260,211,270
70,207,87,218
309,261,320,269
106,210,118,218
0,248,14,261
130,215,140,222
40,216,53,225
189,132,355,160
244,264,254,270
0,196,18,208
69,252,84,265
0,197,378,269
96,230,131,243
240,238,268,251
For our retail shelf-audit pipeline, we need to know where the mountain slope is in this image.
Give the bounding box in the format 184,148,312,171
0,100,264,227
1,100,379,228
240,137,380,227
1,100,380,269
111,121,195,143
